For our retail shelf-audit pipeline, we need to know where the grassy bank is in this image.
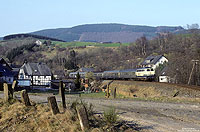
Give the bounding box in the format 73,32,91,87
0,99,81,132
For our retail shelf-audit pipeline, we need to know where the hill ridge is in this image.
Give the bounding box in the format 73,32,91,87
5,23,185,43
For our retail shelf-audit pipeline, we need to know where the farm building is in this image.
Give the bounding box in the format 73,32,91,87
159,76,170,83
0,58,15,84
51,80,75,91
158,66,174,83
140,55,168,69
18,62,52,86
53,70,65,80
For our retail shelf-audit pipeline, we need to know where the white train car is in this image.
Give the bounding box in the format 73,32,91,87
135,67,155,80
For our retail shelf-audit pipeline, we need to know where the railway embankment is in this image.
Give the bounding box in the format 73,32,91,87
102,80,200,103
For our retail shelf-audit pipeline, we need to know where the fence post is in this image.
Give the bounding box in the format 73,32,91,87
3,83,13,102
12,80,18,91
113,87,117,99
59,81,66,109
76,104,89,131
106,84,110,98
47,96,60,115
21,90,31,106
0,82,3,91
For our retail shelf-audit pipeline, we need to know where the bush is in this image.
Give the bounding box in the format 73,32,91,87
103,107,118,127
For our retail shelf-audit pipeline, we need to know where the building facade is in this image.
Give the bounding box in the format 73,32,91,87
140,55,168,69
0,58,14,84
18,62,52,86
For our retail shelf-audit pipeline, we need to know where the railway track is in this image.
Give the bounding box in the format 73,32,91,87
103,79,200,91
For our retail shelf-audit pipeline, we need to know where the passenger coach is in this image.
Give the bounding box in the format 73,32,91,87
69,67,155,81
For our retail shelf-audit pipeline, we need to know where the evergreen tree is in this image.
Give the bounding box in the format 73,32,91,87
74,72,81,91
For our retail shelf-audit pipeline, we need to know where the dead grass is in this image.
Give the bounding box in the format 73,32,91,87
0,99,80,132
0,98,148,132
105,81,200,103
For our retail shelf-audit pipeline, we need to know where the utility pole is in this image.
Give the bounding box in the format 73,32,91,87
188,60,199,85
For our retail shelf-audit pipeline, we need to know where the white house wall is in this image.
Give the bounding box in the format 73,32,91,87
18,69,26,79
159,76,169,82
32,75,51,86
153,57,168,69
18,67,51,86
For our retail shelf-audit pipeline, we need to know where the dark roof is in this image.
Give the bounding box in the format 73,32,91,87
0,65,14,77
0,58,12,70
0,58,14,77
160,66,169,76
120,69,136,72
141,55,163,65
22,62,52,76
103,70,120,73
12,68,20,77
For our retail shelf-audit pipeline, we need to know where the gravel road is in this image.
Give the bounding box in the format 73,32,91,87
1,93,200,132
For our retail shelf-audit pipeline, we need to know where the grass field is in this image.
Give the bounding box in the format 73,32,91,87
52,41,130,48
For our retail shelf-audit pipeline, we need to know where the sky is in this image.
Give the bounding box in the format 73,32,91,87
0,0,199,37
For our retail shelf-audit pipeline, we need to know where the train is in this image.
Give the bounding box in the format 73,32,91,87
69,67,155,81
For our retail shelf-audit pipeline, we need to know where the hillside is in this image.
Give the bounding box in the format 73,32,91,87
3,34,65,42
31,23,184,43
1,31,200,85
105,80,200,102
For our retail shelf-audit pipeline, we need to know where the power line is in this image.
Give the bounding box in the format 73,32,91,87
188,60,199,85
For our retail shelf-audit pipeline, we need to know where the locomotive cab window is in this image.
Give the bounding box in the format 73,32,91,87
137,69,145,72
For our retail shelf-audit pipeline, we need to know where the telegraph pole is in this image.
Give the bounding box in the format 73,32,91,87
188,60,199,85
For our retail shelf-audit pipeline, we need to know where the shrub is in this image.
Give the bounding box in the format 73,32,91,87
103,107,118,127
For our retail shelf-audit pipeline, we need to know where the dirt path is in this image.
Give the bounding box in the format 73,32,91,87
1,93,200,132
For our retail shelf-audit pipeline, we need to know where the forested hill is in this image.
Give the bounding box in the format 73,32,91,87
3,34,65,42
31,23,184,43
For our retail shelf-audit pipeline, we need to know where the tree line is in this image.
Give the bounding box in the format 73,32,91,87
2,30,200,85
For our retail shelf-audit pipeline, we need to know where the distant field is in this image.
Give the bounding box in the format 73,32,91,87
52,41,130,47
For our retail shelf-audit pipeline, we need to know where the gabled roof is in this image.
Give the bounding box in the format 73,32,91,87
0,58,14,77
0,58,12,70
141,55,164,65
22,62,52,76
160,66,169,76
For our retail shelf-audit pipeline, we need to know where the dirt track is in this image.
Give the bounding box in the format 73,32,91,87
1,93,200,132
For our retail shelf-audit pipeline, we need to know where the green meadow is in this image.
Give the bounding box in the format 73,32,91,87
52,41,130,48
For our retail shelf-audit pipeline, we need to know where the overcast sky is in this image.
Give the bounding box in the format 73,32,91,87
0,0,199,36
